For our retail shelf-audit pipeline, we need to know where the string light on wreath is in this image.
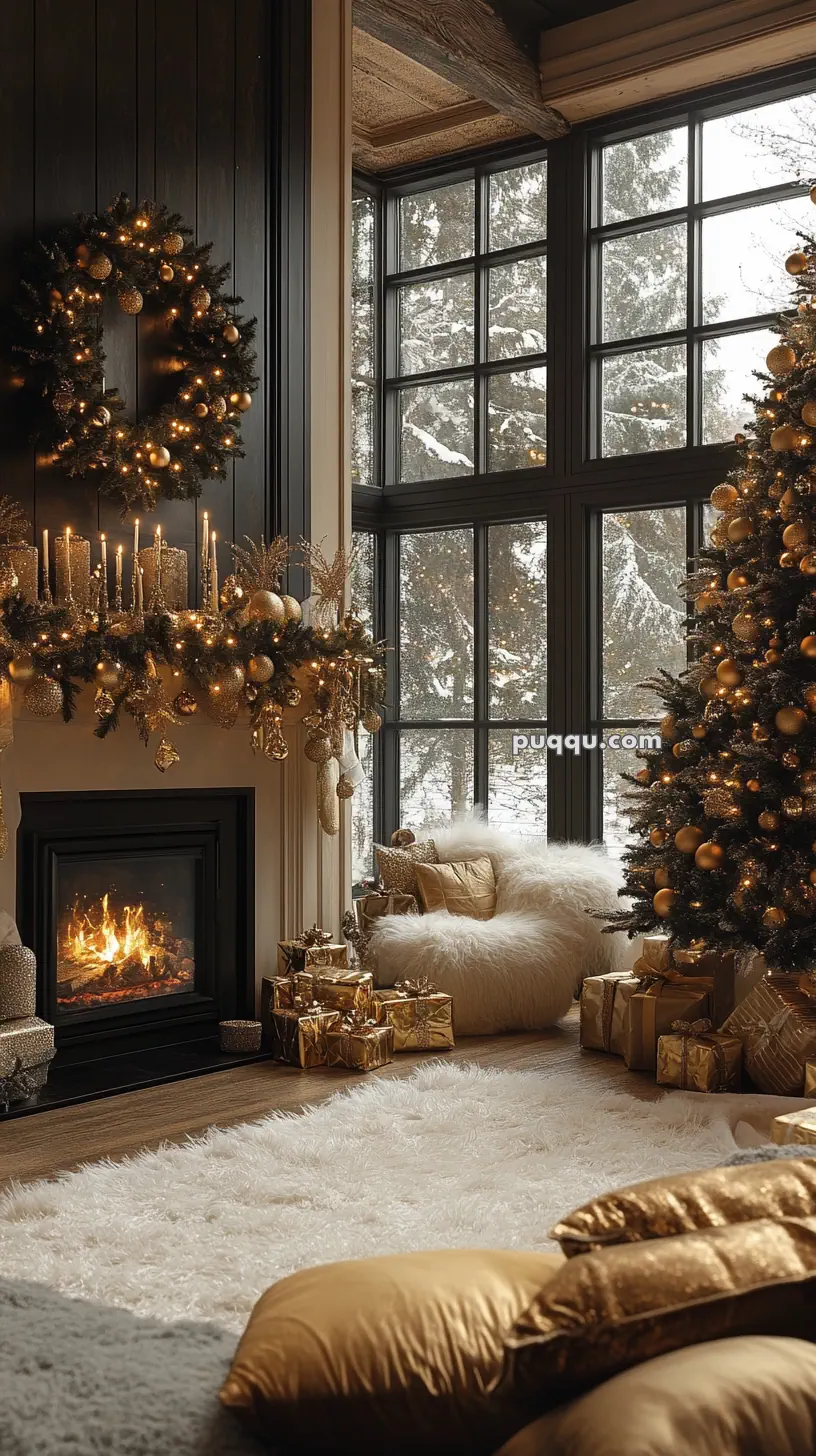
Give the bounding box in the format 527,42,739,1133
13,193,258,511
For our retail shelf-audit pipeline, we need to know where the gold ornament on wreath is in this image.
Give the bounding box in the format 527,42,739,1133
14,193,258,510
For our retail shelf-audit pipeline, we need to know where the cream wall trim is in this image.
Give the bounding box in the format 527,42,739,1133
302,0,353,936
540,0,816,123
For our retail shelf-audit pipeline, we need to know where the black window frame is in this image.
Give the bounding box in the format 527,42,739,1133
352,58,816,862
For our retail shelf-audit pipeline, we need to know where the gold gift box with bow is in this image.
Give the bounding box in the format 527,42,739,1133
772,1108,816,1147
261,976,296,1032
293,967,374,1014
722,974,816,1096
373,979,454,1051
579,971,640,1056
326,1013,394,1072
625,970,713,1072
269,1006,341,1067
0,1016,54,1077
276,925,348,978
656,1018,742,1093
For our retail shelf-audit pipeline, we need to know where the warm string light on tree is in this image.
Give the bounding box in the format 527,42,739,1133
12,194,258,511
606,181,816,969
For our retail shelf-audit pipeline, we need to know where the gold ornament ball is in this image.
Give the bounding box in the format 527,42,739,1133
758,810,781,831
726,568,750,590
711,483,738,510
174,690,198,716
91,405,111,428
229,391,252,412
726,516,755,543
804,686,816,713
803,402,816,428
716,657,743,687
780,551,798,568
247,589,285,626
223,323,240,345
8,653,36,685
765,648,782,663
783,796,804,818
767,344,797,376
162,232,184,255
211,395,227,420
194,402,208,418
285,686,301,707
190,285,211,312
654,866,671,889
775,706,807,735
695,841,724,870
801,635,816,659
732,612,760,642
801,552,816,576
148,445,171,468
211,663,246,698
653,888,676,918
280,594,302,625
95,658,122,690
75,243,91,267
649,827,667,847
802,768,816,788
247,654,275,684
87,252,112,280
770,424,798,451
304,729,332,765
783,748,801,768
159,262,174,283
747,778,761,792
699,675,722,699
786,251,810,275
675,825,704,854
23,677,62,717
763,905,787,928
0,565,19,599
336,774,354,801
118,286,143,315
219,575,244,609
362,707,382,733
695,590,719,612
783,521,810,548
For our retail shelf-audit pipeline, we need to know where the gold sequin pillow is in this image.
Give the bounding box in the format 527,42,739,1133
375,839,438,896
503,1216,816,1408
415,856,497,920
551,1158,816,1257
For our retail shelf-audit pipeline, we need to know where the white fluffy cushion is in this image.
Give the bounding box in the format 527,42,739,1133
371,819,630,1035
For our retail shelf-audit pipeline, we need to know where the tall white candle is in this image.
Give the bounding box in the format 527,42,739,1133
100,534,107,571
64,526,72,598
201,511,209,609
115,545,123,587
133,517,140,558
210,530,218,607
42,528,49,596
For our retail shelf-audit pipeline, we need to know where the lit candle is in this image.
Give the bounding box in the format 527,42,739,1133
154,523,162,593
100,533,107,573
201,510,209,609
210,530,218,607
133,517,139,558
65,525,72,598
42,528,49,597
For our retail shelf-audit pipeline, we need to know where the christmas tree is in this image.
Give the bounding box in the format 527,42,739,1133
609,193,816,970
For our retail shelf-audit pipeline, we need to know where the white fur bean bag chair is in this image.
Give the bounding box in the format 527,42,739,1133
371,818,630,1035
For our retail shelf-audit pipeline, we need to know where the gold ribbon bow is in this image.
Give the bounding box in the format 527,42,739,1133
669,1017,727,1091
297,924,333,949
395,975,438,998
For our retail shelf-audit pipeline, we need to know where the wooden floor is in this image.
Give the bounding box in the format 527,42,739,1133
0,1008,660,1187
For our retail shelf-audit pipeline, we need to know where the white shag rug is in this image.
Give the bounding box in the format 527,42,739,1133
0,1062,797,1333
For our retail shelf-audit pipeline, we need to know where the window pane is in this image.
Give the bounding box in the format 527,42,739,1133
488,729,547,839
399,379,474,481
350,530,375,630
352,194,375,285
487,366,546,471
488,254,547,361
399,728,474,832
399,180,475,271
601,224,686,342
399,274,474,375
399,529,474,718
702,94,816,200
701,195,813,324
352,285,374,380
601,344,686,456
489,160,547,250
603,728,656,849
602,128,687,225
602,508,686,718
702,327,778,444
489,521,547,718
352,383,375,488
352,727,376,890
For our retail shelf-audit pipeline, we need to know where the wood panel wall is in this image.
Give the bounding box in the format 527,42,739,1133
0,0,300,604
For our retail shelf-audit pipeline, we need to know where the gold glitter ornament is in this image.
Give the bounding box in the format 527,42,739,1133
660,713,677,741
87,252,112,279
8,653,36,685
783,796,804,818
763,905,787,927
173,690,198,716
711,484,738,509
783,521,810,548
247,654,274,684
758,810,781,830
733,612,760,641
362,707,382,733
210,395,227,420
776,706,807,734
23,677,62,717
219,574,244,608
95,658,122,689
767,344,797,375
155,737,180,772
284,686,301,707
118,286,143,315
210,663,246,698
247,589,285,625
94,688,115,718
304,729,332,764
162,232,184,255
336,774,354,800
703,789,737,818
280,594,302,625
190,285,211,312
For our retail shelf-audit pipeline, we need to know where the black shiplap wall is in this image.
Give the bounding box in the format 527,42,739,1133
0,0,300,602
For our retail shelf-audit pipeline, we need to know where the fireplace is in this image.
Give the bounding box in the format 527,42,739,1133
15,789,255,1103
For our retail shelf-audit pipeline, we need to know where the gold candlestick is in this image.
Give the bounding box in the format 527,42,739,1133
137,542,188,612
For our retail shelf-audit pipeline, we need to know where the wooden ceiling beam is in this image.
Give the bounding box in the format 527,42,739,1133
354,0,568,139
353,99,499,150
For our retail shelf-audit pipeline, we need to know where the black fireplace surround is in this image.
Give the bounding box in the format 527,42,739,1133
13,789,256,1113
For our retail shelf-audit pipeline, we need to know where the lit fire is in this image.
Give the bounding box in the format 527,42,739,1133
64,893,155,972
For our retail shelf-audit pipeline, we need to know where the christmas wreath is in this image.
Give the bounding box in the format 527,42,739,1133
12,193,258,513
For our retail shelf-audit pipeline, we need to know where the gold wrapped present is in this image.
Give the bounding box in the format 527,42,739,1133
772,1108,816,1147
260,976,296,1041
293,967,374,1014
633,940,735,1030
326,1013,394,1072
805,1061,816,1098
722,974,816,1096
625,971,712,1072
372,978,454,1051
639,934,672,973
656,1018,742,1093
0,1016,54,1077
269,1006,341,1067
579,971,639,1055
276,936,348,978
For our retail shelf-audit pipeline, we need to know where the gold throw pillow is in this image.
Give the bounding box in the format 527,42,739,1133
503,1216,816,1408
375,839,438,896
415,856,497,920
551,1158,816,1257
220,1247,563,1456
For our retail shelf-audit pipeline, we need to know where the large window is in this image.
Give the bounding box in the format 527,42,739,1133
386,159,548,484
354,67,816,856
591,91,816,457
352,190,377,488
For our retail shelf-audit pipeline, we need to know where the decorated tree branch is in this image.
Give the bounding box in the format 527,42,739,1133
608,188,816,970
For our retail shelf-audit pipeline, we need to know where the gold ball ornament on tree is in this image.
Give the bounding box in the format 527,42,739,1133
758,810,781,831
800,552,816,576
649,827,667,847
162,232,184,255
691,723,707,739
694,590,720,612
118,286,143,315
8,653,36,685
91,405,111,428
675,825,705,854
210,663,246,699
280,594,302,625
159,263,174,283
732,612,760,642
803,402,816,428
801,635,816,659
95,658,122,690
87,252,112,280
210,395,227,421
695,842,724,870
771,424,799,450
786,251,810,275
804,686,816,713
726,516,755,542
219,575,244,609
726,568,750,590
780,552,799,568
700,676,723,699
284,686,301,707
194,402,208,418
247,654,275,684
23,677,62,717
223,323,240,345
229,391,252,412
783,796,804,818
653,888,676,918
783,522,810,548
190,286,211,312
711,484,739,510
247,589,285,626
776,706,807,735
716,658,743,687
173,690,198,716
767,344,797,376
763,906,787,928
